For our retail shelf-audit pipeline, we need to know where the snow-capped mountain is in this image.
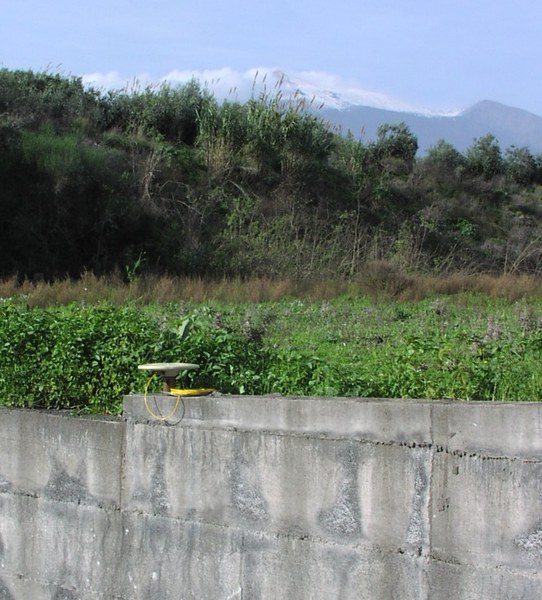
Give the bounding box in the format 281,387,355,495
244,70,542,154
262,71,542,154
258,69,431,114
317,100,542,154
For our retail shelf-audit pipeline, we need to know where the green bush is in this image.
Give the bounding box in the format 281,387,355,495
0,302,158,412
0,301,269,413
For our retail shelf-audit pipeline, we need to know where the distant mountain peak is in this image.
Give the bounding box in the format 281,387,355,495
318,97,542,154
258,71,542,153
251,68,434,114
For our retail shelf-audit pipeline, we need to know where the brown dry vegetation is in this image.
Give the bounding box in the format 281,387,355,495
2,270,541,308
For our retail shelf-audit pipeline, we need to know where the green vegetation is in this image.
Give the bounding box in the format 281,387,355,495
1,68,541,281
1,69,541,411
1,293,541,414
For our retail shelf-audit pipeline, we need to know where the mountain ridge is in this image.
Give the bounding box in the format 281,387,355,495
317,99,542,155
258,71,542,155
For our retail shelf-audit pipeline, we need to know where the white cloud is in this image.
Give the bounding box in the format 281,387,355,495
161,67,261,102
82,70,152,91
162,67,413,110
82,66,446,114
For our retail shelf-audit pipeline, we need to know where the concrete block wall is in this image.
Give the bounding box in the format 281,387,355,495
1,396,542,599
0,410,125,599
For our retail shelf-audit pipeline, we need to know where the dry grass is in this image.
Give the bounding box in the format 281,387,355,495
1,269,541,307
399,273,542,301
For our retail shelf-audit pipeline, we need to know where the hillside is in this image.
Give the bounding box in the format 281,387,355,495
0,68,541,282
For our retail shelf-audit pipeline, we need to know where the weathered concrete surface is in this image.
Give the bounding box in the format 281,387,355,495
1,398,542,599
0,409,124,506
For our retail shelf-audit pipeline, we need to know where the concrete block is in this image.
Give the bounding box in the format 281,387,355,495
427,558,542,600
0,409,124,507
0,493,122,596
111,514,243,600
0,575,105,600
431,401,542,458
429,448,542,571
234,529,429,600
123,394,434,443
122,420,431,555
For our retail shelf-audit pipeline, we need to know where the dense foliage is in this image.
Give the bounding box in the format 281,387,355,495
0,300,266,413
0,296,541,413
1,68,542,281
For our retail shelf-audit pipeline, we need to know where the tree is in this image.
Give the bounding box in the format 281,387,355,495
504,146,537,185
466,134,503,179
370,122,418,175
424,139,465,172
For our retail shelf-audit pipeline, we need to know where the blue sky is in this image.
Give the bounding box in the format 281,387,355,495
1,0,541,115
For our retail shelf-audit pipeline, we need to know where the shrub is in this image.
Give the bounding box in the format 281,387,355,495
0,300,269,413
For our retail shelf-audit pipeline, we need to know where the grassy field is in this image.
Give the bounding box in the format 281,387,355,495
252,294,542,401
1,275,541,413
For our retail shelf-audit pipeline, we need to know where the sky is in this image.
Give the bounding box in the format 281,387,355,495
1,0,541,116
